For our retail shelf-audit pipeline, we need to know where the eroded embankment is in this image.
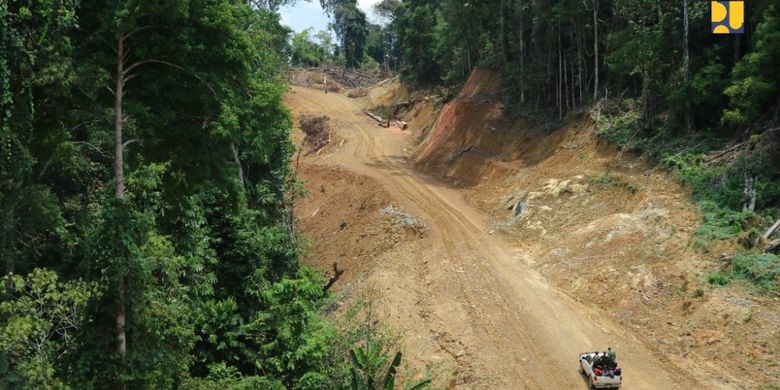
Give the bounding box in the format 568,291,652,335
405,68,779,389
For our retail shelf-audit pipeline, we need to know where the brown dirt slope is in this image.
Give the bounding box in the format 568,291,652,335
413,69,571,185
414,69,780,389
286,69,778,389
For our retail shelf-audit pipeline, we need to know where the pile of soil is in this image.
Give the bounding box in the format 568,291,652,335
299,114,331,154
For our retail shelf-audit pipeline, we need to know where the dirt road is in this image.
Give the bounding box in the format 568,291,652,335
287,86,706,389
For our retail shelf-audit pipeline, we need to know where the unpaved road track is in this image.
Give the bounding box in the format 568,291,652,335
287,86,705,389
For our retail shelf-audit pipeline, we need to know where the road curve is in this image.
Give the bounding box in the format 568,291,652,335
286,86,704,389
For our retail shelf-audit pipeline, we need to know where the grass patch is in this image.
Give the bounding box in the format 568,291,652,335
708,254,780,292
372,105,394,121
707,271,732,286
694,201,753,249
586,172,639,193
731,253,780,292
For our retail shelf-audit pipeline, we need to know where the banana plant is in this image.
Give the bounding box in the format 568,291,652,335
348,342,431,390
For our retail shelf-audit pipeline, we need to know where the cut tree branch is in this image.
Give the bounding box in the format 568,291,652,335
122,139,138,149
764,218,780,240
705,142,743,163
323,262,344,292
766,238,780,254
123,59,216,96
122,25,165,41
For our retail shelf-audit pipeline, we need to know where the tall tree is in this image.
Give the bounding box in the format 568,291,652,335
0,0,76,291
330,1,368,69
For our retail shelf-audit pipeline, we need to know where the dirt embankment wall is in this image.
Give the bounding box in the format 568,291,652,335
412,69,573,185
408,68,779,389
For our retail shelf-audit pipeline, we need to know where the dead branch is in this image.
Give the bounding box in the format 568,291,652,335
123,59,217,97
323,262,344,292
705,142,744,164
766,238,780,254
122,139,138,149
365,110,383,122
299,115,331,154
763,218,780,240
295,140,304,172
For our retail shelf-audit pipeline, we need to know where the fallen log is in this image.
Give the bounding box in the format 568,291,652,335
365,111,390,127
705,141,744,164
391,120,408,130
766,238,780,254
763,218,780,240
365,110,383,122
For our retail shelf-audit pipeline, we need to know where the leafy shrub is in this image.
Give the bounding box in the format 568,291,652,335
708,272,732,286
594,99,644,151
694,201,752,249
0,269,97,388
586,172,639,193
730,253,780,291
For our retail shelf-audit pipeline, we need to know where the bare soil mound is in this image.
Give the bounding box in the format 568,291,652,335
295,164,427,288
299,114,331,154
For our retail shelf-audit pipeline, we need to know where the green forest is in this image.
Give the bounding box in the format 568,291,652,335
2,0,779,388
1,0,406,388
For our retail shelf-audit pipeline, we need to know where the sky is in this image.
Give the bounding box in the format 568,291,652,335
279,0,383,35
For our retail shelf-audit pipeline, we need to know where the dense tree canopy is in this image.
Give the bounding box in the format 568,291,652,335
377,0,779,129
0,0,347,388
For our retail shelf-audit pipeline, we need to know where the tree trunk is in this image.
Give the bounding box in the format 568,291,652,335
682,0,689,78
683,0,691,130
764,218,780,240
743,175,756,213
558,23,563,118
577,25,583,104
641,69,650,118
766,239,780,254
231,143,246,196
570,47,576,108
2,198,15,293
500,0,510,67
517,1,525,102
564,49,570,111
593,0,599,101
114,36,127,358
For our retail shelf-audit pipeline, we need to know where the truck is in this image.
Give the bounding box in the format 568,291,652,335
579,352,622,389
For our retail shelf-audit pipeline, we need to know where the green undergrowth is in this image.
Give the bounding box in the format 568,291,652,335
708,253,780,293
586,172,639,193
372,105,395,121
594,102,780,293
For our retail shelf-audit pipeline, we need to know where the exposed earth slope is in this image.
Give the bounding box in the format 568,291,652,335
286,71,778,389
